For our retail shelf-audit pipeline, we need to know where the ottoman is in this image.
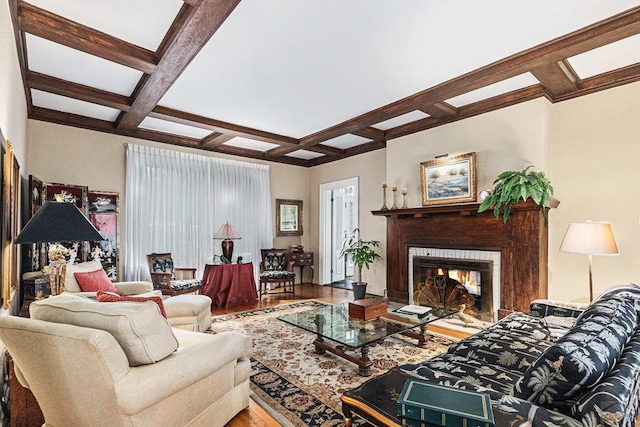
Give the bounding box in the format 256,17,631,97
163,294,212,332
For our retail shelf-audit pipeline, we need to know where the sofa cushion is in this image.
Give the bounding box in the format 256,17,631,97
96,290,167,318
74,269,120,294
444,312,552,374
30,293,178,366
512,293,639,412
64,261,104,292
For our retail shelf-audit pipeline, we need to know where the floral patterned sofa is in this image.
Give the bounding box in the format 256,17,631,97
399,285,640,427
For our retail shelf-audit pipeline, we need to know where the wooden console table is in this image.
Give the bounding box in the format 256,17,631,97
286,252,314,284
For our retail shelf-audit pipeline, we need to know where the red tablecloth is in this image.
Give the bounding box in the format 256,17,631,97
201,263,257,308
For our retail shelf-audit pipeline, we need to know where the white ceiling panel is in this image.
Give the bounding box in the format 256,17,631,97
31,90,120,122
26,34,143,96
286,150,325,160
446,73,539,107
373,111,430,131
320,134,371,150
27,0,183,51
159,1,638,138
569,33,640,79
139,117,212,139
224,137,279,152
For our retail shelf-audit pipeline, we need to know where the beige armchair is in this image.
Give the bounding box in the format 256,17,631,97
65,260,160,297
0,294,251,426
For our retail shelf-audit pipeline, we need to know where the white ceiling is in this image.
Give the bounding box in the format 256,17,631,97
16,0,640,163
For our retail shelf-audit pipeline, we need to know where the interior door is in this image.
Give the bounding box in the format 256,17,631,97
331,188,346,282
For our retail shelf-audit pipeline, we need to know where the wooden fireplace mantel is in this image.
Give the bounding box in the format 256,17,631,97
373,200,551,317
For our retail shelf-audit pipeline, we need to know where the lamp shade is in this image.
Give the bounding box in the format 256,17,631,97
15,201,103,244
213,223,241,240
559,221,619,255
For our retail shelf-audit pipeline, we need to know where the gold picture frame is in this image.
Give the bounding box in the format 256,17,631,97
2,140,20,309
276,199,303,236
420,152,477,206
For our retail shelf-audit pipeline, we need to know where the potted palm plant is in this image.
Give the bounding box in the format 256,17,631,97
340,228,382,300
478,165,554,223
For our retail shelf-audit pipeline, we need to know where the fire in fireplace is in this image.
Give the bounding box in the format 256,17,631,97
412,257,494,321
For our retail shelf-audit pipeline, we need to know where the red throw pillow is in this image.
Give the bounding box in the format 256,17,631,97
74,269,120,294
96,290,167,318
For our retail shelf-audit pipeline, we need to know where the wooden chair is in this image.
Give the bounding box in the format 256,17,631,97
146,253,202,296
259,248,296,300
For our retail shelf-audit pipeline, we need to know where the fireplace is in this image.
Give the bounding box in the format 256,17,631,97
373,200,550,318
409,248,500,321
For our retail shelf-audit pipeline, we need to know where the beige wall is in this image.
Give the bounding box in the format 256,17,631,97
548,81,640,301
308,150,387,295
1,1,28,314
26,121,309,276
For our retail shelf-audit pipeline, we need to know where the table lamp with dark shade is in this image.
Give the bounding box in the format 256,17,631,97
213,223,241,263
15,201,104,295
559,220,619,302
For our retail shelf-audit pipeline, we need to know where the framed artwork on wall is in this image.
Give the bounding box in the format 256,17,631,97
420,152,477,206
276,199,303,236
2,140,20,309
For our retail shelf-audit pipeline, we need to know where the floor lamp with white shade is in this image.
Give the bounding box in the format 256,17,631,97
559,221,619,302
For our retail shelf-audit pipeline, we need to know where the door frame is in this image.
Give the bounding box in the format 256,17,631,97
319,177,359,285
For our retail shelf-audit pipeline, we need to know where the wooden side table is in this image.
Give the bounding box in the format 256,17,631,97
20,274,50,318
286,252,314,284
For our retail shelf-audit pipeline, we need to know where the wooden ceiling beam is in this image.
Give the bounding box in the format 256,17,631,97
201,132,234,148
307,144,344,156
149,105,298,146
386,85,548,140
552,61,640,102
17,2,157,74
418,101,458,119
308,140,387,167
352,127,386,141
116,0,241,131
9,0,32,108
279,6,640,155
531,60,581,97
27,71,131,111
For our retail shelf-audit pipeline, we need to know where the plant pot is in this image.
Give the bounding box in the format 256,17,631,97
352,282,367,300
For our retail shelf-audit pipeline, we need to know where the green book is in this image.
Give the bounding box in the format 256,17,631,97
397,379,494,427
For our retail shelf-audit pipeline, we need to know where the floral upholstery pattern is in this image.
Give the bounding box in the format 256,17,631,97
396,286,640,427
260,251,295,280
513,292,639,413
149,255,202,292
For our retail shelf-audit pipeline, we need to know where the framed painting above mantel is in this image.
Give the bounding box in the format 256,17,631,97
420,152,477,206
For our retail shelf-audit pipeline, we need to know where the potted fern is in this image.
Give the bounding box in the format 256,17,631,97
340,228,382,300
478,165,554,223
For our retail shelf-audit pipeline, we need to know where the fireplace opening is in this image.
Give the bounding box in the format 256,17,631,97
412,257,493,321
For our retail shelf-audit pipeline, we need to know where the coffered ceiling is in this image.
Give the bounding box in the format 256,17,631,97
9,1,640,166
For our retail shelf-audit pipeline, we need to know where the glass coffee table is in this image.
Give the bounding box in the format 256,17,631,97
278,302,455,376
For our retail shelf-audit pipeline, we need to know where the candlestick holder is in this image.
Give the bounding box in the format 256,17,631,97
381,183,388,210
391,186,398,210
401,189,408,209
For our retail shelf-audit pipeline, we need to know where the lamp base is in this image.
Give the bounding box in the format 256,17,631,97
221,239,234,263
47,261,67,295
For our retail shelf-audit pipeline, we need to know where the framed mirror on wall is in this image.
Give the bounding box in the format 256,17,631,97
276,199,303,236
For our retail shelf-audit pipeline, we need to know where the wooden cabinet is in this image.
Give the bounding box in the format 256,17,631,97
286,252,314,284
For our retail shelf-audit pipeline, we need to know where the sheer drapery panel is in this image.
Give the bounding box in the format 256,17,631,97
125,144,272,282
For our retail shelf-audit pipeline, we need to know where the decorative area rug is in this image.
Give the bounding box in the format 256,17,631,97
208,300,455,426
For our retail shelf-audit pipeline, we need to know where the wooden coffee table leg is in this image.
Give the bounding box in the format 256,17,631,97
313,338,373,376
357,345,372,377
400,324,430,348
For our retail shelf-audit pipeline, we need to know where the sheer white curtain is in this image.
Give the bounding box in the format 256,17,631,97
124,143,272,281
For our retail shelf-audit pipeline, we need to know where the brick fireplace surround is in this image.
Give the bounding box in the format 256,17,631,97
373,200,550,318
